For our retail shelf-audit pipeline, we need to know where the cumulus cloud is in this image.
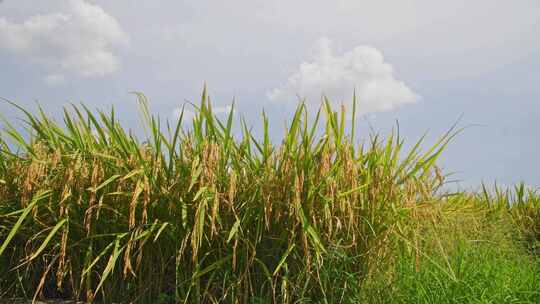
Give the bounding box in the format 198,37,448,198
43,74,66,87
268,37,419,115
213,105,233,115
172,104,232,123
0,0,128,84
172,107,196,122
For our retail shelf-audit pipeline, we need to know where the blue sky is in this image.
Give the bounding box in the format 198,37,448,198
1,0,539,189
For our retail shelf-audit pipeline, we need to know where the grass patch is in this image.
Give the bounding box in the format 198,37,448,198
361,191,540,303
364,241,540,303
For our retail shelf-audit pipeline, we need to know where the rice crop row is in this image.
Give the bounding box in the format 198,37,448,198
0,89,537,303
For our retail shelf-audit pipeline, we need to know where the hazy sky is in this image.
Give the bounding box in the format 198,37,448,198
1,0,539,188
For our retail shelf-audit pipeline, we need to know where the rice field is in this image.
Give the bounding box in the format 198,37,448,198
1,90,539,303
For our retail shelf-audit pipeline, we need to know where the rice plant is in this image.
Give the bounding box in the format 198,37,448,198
0,89,482,303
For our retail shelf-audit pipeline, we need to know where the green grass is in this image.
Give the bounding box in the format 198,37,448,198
361,190,540,304
0,90,539,303
364,242,540,303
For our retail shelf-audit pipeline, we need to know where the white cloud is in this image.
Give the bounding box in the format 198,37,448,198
171,104,232,123
0,0,128,82
268,37,419,115
172,107,196,122
44,74,65,87
213,105,233,115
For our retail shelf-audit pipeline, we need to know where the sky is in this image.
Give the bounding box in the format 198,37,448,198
0,0,539,189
